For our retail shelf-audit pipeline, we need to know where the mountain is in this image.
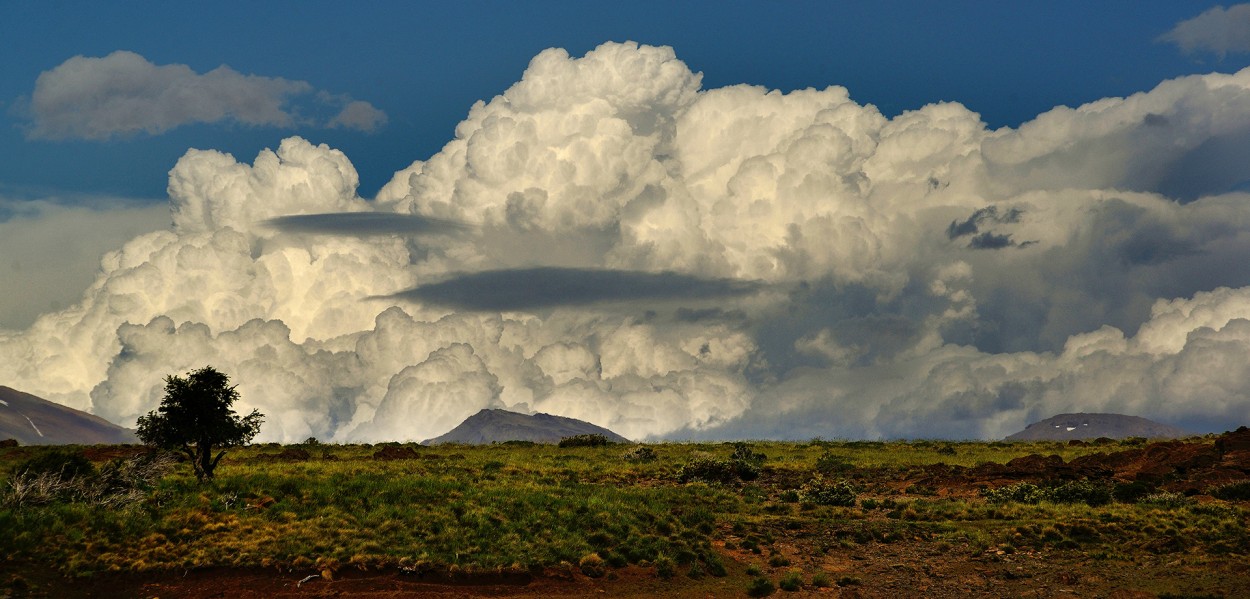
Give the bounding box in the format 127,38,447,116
0,386,139,445
423,409,630,445
1005,413,1190,441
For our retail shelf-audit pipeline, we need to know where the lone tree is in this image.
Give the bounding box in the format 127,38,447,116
136,366,263,482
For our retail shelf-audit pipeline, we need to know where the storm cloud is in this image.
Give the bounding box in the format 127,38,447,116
5,42,1250,443
393,268,763,311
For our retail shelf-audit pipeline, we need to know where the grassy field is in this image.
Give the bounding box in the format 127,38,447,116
1,437,1248,597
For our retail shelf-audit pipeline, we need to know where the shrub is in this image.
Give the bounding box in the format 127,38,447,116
678,455,740,484
1209,480,1250,501
1047,480,1113,507
983,481,1111,506
982,482,1045,504
654,555,676,579
731,442,766,466
811,572,833,588
814,451,853,474
3,451,174,508
1113,480,1157,503
16,450,95,480
778,571,803,591
558,434,612,448
621,446,657,462
747,576,776,597
578,553,606,578
768,554,790,567
800,477,857,507
1140,492,1194,508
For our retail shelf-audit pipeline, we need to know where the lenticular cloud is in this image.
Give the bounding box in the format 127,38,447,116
5,41,1250,442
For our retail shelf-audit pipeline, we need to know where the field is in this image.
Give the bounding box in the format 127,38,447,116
1,430,1249,598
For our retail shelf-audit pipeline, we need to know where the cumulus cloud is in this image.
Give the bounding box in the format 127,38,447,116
1160,4,1250,57
23,51,387,140
4,41,1250,442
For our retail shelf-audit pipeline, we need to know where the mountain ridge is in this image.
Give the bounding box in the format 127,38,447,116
1005,412,1189,441
0,386,139,445
423,409,630,445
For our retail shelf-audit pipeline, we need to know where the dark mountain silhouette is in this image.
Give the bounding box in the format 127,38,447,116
1005,413,1190,441
0,386,138,445
423,409,630,445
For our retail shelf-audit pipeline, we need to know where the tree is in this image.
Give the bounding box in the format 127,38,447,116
136,366,263,482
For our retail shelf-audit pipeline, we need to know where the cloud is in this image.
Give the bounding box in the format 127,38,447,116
392,267,764,311
23,51,387,140
328,100,388,132
0,197,169,331
6,42,1250,443
1160,4,1250,57
265,212,470,237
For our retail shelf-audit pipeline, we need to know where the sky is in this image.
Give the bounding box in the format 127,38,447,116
3,2,1250,442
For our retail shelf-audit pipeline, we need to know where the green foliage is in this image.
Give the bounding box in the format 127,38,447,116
778,570,803,591
677,455,741,484
1208,480,1250,501
1113,480,1157,503
747,576,776,597
15,451,94,480
814,451,853,474
136,366,263,482
799,477,857,506
558,434,612,448
1140,492,1194,508
1046,480,1113,507
621,446,657,462
982,480,1112,506
3,451,173,508
811,572,833,588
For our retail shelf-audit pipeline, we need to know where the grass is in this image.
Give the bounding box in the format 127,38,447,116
0,436,1246,589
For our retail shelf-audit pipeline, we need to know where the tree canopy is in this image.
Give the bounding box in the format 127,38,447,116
136,366,262,481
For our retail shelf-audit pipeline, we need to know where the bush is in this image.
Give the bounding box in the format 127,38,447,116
811,572,833,588
982,482,1045,504
814,451,853,474
778,571,803,591
1113,480,1157,503
558,434,613,448
1140,492,1194,508
731,442,766,466
982,480,1111,506
1047,480,1113,507
800,477,857,507
1209,480,1250,501
747,576,776,597
16,450,95,480
578,553,606,578
621,446,657,462
3,451,174,508
678,454,750,484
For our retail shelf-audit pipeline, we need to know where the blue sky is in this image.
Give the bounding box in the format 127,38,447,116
5,2,1250,441
2,1,1243,200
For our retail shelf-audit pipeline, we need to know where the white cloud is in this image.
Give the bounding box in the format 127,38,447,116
329,100,388,132
1160,4,1250,57
24,50,387,139
5,42,1250,442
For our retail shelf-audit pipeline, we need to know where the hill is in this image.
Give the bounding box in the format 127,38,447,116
1005,412,1189,441
0,386,138,445
423,409,630,444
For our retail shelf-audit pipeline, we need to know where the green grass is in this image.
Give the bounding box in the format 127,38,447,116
0,437,1245,582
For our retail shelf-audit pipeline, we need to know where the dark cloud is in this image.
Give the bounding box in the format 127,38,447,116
264,212,470,236
390,267,763,311
967,231,1015,250
947,205,1027,249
